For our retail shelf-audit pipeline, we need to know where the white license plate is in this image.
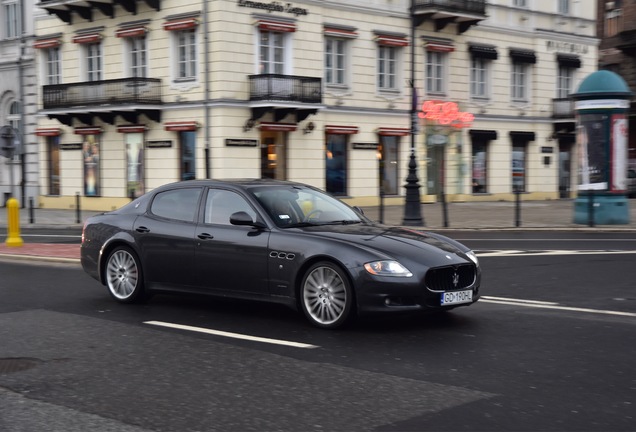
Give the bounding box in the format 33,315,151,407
441,290,473,306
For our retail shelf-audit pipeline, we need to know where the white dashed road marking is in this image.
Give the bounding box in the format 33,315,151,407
144,320,319,349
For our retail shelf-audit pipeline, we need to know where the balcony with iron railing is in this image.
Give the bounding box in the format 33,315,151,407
249,74,322,104
552,98,575,119
412,0,486,16
42,78,162,110
411,0,487,32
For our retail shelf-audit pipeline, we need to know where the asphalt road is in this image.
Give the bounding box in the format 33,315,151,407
1,233,635,431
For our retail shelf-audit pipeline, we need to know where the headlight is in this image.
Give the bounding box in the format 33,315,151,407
465,250,479,266
364,260,413,277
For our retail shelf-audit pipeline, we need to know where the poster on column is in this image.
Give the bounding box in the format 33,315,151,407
577,113,608,191
611,114,628,192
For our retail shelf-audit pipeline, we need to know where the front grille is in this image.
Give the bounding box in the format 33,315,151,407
425,264,476,291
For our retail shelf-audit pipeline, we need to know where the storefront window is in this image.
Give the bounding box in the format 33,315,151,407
326,134,347,196
126,133,145,198
472,142,488,193
48,136,60,196
380,136,399,195
83,135,101,196
180,131,196,180
512,144,526,192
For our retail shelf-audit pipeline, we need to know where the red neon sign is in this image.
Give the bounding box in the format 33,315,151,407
418,100,474,129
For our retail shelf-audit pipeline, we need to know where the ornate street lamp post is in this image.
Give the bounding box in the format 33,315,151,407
402,0,424,226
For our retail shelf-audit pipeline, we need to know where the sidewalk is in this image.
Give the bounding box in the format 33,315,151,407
1,199,636,263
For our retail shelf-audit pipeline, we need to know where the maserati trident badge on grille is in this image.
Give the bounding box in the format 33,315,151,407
452,271,459,288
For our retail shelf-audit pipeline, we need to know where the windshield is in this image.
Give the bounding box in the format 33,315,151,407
250,185,369,228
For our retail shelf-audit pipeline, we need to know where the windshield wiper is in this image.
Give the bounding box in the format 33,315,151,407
323,220,362,225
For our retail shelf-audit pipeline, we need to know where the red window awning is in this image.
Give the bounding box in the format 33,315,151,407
376,35,408,47
74,127,102,135
117,125,148,133
163,18,198,31
259,122,297,132
323,27,357,38
35,127,62,136
115,27,147,38
377,127,410,136
426,42,454,52
164,121,198,131
326,125,359,135
258,20,296,33
33,38,61,49
72,33,102,44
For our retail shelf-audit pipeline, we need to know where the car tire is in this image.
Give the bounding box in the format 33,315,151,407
300,261,354,329
105,246,145,304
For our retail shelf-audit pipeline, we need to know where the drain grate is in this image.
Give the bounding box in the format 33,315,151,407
0,358,42,374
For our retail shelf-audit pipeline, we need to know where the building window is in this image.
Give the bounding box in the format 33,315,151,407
605,8,623,38
8,101,20,132
260,30,285,74
472,142,488,193
557,65,573,99
85,43,102,82
470,57,489,99
511,62,528,102
325,134,348,196
175,29,196,80
426,51,446,95
513,0,526,6
128,36,147,78
126,133,145,198
325,38,347,86
2,0,20,39
378,46,398,91
558,0,569,15
180,131,196,180
48,136,60,196
45,47,61,85
82,135,101,197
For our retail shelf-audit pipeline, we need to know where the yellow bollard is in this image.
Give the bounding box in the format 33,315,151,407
5,197,23,247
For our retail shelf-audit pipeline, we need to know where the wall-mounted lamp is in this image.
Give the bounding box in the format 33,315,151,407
243,119,255,132
303,122,315,135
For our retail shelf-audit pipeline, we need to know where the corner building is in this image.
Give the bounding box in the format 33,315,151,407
34,0,597,211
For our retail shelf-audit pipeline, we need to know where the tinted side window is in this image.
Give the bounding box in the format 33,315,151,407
204,189,257,225
151,188,201,222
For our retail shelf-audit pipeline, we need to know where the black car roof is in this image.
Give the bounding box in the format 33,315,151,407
156,178,311,191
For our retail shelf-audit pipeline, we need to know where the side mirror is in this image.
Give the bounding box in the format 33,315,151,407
230,211,266,229
353,206,364,215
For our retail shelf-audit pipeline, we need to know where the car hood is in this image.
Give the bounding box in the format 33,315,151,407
298,223,471,267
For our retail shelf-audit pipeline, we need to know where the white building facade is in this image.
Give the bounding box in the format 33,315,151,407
1,0,38,206
34,0,597,211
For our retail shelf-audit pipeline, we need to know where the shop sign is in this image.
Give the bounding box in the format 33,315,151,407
353,142,377,150
147,140,172,148
541,146,554,153
546,40,589,55
226,139,259,147
419,100,474,129
60,143,83,150
237,0,309,16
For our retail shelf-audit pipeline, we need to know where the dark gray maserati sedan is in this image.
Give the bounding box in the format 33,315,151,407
81,179,480,329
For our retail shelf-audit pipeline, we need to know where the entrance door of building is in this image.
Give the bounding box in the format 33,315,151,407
559,145,572,198
261,131,287,180
426,145,446,197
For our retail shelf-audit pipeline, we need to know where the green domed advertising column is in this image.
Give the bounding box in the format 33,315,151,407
572,70,632,225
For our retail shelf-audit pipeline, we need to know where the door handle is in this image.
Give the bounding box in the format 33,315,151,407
136,226,150,233
197,233,214,240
